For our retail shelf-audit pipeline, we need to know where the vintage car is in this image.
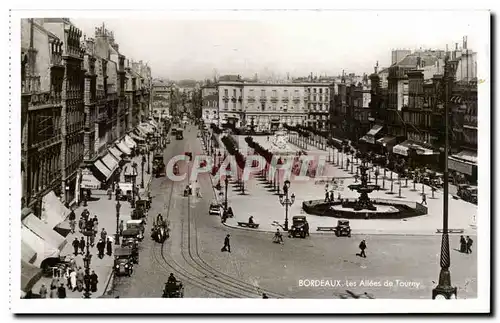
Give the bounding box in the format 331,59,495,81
151,218,170,243
162,281,184,298
334,220,351,237
289,216,309,239
126,220,145,240
117,182,134,202
165,137,171,145
114,248,134,277
121,238,139,264
209,201,223,216
457,184,478,204
176,131,184,140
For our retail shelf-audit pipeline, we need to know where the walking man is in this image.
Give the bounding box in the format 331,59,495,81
100,228,107,241
357,239,367,258
68,210,76,234
72,238,80,256
106,237,113,256
421,193,427,205
466,236,473,254
221,234,231,253
79,237,86,254
97,239,105,259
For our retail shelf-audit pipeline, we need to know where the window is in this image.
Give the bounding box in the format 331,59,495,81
224,102,228,110
224,89,228,96
272,90,277,97
284,90,288,97
233,89,236,97
313,88,317,94
261,104,265,111
326,88,329,95
261,89,265,97
319,88,323,94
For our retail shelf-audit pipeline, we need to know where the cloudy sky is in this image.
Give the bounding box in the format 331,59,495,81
70,10,488,80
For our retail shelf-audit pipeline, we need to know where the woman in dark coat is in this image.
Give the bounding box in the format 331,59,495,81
460,235,466,253
90,270,98,293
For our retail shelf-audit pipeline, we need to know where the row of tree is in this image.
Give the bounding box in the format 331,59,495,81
245,136,273,164
221,135,245,170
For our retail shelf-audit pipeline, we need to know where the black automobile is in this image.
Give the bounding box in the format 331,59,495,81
334,220,351,237
289,216,309,238
114,248,134,277
162,281,184,298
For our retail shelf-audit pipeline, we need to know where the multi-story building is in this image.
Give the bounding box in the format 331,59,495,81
41,18,85,205
201,83,218,125
21,18,66,214
152,80,173,120
305,83,331,130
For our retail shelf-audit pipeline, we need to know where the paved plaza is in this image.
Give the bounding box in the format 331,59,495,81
216,135,477,235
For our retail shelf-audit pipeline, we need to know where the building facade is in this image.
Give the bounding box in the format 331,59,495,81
305,83,331,130
21,18,152,214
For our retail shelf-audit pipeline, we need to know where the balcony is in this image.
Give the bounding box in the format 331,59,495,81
22,76,41,95
463,114,477,129
270,96,278,103
259,96,267,102
223,96,229,102
32,134,62,150
282,97,289,103
247,96,256,103
292,97,300,103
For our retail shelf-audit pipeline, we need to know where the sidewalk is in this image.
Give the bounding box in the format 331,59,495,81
31,153,152,298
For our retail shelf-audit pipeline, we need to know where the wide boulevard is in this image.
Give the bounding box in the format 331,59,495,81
110,125,477,299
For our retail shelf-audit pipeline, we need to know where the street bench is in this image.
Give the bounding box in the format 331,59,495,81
317,226,337,232
237,222,260,229
436,229,464,234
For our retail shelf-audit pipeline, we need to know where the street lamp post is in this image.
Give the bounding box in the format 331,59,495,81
147,150,150,174
141,156,145,189
224,175,230,211
279,180,295,231
276,169,280,195
82,229,93,299
115,200,121,245
131,163,137,209
432,55,457,300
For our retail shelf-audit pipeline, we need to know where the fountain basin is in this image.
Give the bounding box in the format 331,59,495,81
302,198,428,220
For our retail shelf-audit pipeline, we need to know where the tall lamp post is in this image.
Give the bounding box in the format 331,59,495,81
279,180,295,231
224,175,230,211
432,55,457,299
146,149,150,174
115,200,121,245
131,162,137,209
82,228,93,299
141,156,146,189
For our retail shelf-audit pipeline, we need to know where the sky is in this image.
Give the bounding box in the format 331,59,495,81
70,10,489,81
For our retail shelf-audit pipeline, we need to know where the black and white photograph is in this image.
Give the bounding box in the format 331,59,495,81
8,6,491,314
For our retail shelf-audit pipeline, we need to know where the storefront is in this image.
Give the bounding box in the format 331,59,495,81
360,124,383,145
80,168,101,190
393,139,438,169
448,150,477,182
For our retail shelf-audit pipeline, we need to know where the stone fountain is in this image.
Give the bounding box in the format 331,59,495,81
347,158,381,211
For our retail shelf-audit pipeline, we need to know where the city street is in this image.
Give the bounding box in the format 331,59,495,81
111,125,477,299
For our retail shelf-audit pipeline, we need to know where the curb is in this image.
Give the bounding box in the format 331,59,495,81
221,222,473,237
101,267,115,297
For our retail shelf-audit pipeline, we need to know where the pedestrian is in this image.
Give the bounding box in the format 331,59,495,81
221,234,231,253
330,190,334,202
79,236,86,254
338,193,341,200
107,187,113,200
89,232,95,247
421,193,427,205
39,284,47,298
49,284,58,298
358,239,367,258
57,283,66,298
68,210,76,234
72,237,80,256
76,267,84,292
100,228,107,241
119,220,124,236
106,237,113,256
466,236,473,254
92,216,99,234
78,217,85,233
90,270,98,293
460,235,466,253
97,239,105,259
324,191,329,202
70,270,77,291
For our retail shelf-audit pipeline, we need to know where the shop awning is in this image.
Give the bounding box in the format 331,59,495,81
451,150,477,165
448,156,475,176
21,241,37,265
22,214,66,251
41,191,70,229
21,224,61,268
130,132,146,142
392,140,437,156
137,124,152,135
80,169,101,189
367,124,383,136
21,260,43,292
376,136,397,146
101,153,119,174
148,119,159,129
124,135,137,148
123,164,138,177
360,136,375,144
94,160,112,180
116,140,132,155
109,146,123,161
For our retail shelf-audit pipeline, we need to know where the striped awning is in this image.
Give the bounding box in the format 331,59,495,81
124,135,137,148
130,132,146,142
109,146,122,161
101,153,119,174
94,160,112,180
367,124,383,136
116,140,132,155
80,171,101,189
